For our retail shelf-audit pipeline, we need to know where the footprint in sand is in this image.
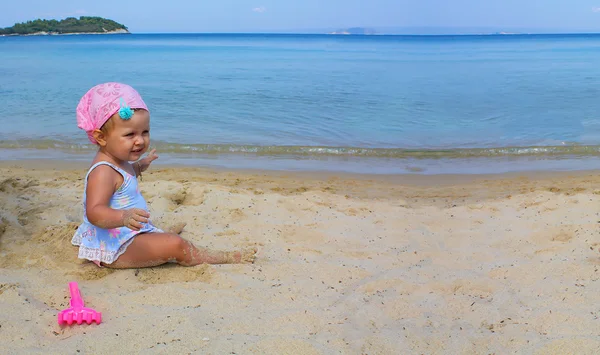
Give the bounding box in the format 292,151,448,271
146,182,188,211
166,222,187,234
531,226,575,245
0,177,39,193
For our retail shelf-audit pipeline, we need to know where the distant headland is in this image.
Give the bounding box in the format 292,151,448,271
0,16,129,36
328,27,377,35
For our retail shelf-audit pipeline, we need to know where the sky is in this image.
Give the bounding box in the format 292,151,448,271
2,0,600,34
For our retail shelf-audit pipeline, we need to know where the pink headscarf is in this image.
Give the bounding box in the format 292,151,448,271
76,82,149,144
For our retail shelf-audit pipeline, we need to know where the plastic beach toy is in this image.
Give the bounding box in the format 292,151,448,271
57,282,102,325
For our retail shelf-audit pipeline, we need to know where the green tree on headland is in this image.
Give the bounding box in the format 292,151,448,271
0,16,128,35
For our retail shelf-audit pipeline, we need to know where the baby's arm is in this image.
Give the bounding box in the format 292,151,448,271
85,165,149,230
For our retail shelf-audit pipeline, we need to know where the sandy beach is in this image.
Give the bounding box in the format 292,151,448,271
1,162,600,354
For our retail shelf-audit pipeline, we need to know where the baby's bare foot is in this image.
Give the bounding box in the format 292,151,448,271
227,247,258,264
167,222,187,235
240,247,258,264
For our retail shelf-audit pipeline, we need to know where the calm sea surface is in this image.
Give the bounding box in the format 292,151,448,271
1,33,600,174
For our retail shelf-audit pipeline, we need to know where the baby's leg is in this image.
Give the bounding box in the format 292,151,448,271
106,232,257,269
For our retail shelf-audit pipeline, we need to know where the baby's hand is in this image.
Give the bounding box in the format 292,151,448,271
143,149,159,167
121,208,150,231
136,149,159,176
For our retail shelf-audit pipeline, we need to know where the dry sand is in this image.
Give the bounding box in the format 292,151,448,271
1,162,600,354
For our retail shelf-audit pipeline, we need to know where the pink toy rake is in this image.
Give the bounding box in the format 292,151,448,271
57,282,102,325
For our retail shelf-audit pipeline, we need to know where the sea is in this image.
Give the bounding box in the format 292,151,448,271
1,33,600,174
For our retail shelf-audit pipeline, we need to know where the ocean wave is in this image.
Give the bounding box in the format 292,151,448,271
2,139,600,159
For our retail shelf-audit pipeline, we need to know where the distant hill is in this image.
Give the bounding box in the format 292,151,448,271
0,16,129,36
329,27,377,35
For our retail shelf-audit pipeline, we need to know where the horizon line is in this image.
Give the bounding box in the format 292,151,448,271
130,30,600,36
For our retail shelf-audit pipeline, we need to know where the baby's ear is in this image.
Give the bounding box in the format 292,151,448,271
92,130,108,147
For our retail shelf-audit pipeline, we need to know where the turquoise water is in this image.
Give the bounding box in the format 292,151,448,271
1,33,600,174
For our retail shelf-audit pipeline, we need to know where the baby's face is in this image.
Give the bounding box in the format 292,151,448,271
104,110,151,162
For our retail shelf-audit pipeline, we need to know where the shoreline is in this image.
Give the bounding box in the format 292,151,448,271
2,149,600,175
2,139,600,175
3,157,600,178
